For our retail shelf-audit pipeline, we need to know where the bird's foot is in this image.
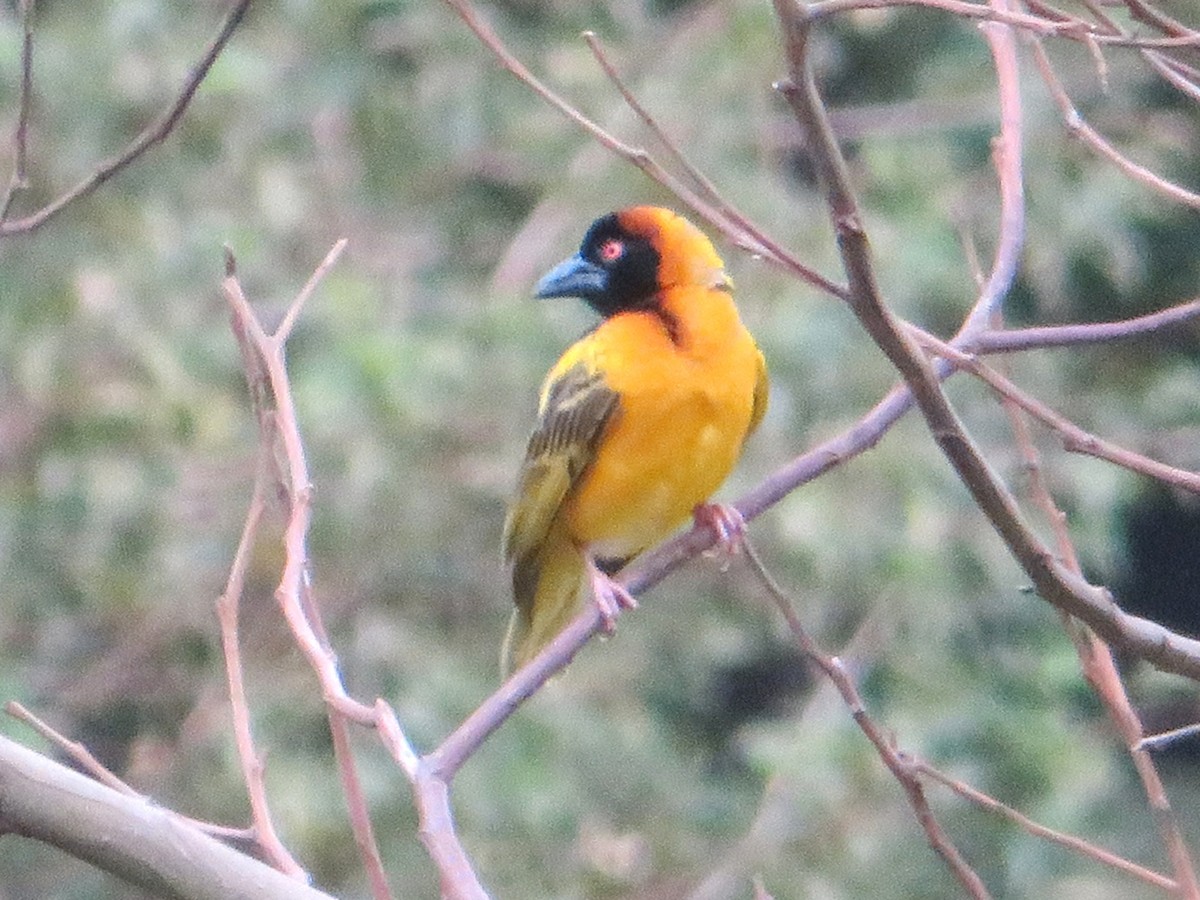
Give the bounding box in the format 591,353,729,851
587,558,638,634
694,502,746,567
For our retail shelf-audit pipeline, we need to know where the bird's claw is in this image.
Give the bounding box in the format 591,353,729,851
587,560,638,634
694,502,746,567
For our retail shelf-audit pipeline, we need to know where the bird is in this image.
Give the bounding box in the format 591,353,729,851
501,206,768,675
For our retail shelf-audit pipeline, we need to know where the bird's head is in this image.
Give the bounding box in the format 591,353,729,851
535,206,729,318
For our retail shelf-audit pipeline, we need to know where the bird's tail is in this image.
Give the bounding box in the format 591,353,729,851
502,527,585,677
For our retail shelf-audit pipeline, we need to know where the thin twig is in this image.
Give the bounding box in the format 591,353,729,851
0,0,254,236
441,0,845,298
214,462,305,877
969,298,1200,353
955,2,1027,336
811,0,1198,49
0,0,35,221
914,329,1200,494
6,701,133,795
4,702,256,844
581,30,845,301
1140,723,1200,753
1123,0,1194,39
737,539,991,899
809,0,1084,37
1030,38,1200,209
328,709,394,900
1145,50,1200,103
916,760,1176,891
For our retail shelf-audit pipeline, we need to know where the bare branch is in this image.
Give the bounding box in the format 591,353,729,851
214,453,305,876
1034,0,1200,103
992,336,1200,896
739,538,992,899
766,0,1200,689
1122,0,1195,39
969,298,1200,353
956,8,1026,336
224,242,401,899
0,735,336,900
224,244,485,898
916,330,1200,494
809,0,1073,35
329,709,394,900
1030,39,1200,209
0,0,34,220
440,0,846,298
1091,627,1200,898
222,243,372,725
278,238,348,342
812,0,1198,48
916,760,1176,891
0,0,254,236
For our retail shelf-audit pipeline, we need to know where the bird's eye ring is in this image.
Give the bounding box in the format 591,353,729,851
598,239,624,263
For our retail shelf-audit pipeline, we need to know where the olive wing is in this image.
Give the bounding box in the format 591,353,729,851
502,363,620,603
747,347,769,439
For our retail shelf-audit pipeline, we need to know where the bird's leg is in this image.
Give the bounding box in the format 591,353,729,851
586,557,638,634
693,502,746,562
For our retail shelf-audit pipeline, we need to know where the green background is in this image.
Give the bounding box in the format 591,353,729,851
1,1,1199,897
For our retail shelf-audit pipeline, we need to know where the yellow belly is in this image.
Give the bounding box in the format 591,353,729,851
564,318,758,557
569,418,744,557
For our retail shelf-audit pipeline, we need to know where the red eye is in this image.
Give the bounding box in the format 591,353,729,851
598,239,624,262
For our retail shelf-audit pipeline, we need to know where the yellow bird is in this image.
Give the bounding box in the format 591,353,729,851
502,206,768,674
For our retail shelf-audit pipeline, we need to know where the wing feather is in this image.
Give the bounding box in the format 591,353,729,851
746,348,769,439
502,363,620,614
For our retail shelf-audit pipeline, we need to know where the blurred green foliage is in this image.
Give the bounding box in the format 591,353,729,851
1,0,1199,898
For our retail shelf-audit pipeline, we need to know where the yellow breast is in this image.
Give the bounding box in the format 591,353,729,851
561,283,762,558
